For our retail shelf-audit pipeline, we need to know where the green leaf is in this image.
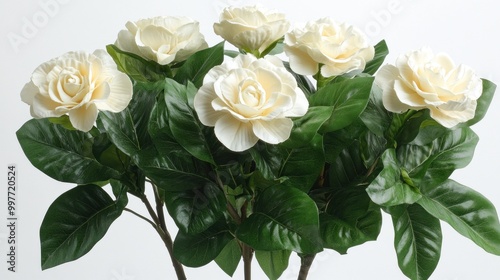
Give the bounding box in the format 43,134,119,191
174,41,225,87
236,185,322,254
48,115,76,130
214,239,241,277
134,146,212,192
320,187,382,254
126,81,164,147
255,250,292,280
309,77,374,133
389,204,442,280
366,149,422,206
394,111,433,145
250,143,282,180
398,127,479,186
359,85,391,137
165,182,226,234
91,133,130,173
16,118,119,184
363,40,389,75
97,81,160,157
327,134,368,188
278,134,325,192
163,78,215,164
466,79,496,126
106,44,171,82
282,106,333,148
40,184,126,269
417,179,500,255
173,220,233,267
97,109,140,156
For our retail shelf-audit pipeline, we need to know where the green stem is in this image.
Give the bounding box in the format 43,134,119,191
297,254,316,280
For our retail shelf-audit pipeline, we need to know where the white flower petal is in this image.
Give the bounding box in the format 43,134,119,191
193,84,223,126
284,45,319,75
394,80,426,108
95,73,133,112
214,115,258,152
31,94,63,118
285,88,309,117
252,118,293,144
20,81,39,105
68,103,98,132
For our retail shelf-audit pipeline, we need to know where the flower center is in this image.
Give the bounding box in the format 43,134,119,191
60,68,85,97
239,78,266,108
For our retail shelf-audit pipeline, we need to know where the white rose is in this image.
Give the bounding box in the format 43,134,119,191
284,18,374,77
214,5,290,55
21,50,133,132
375,48,483,128
115,16,208,65
194,54,309,152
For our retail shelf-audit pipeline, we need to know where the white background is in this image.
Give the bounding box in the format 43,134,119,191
1,0,499,279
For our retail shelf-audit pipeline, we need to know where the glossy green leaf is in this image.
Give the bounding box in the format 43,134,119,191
97,109,140,156
320,187,382,254
466,79,496,126
40,184,127,269
278,134,325,192
389,204,442,280
134,146,211,192
126,81,163,147
417,179,500,255
366,149,421,206
327,135,367,188
173,220,233,267
249,143,282,180
235,185,322,254
255,250,292,280
48,115,76,130
359,85,391,137
309,77,374,133
106,44,171,82
363,40,389,75
91,133,130,173
163,78,215,164
174,41,224,87
97,81,160,157
214,239,241,277
282,106,333,148
165,182,226,234
398,127,478,186
16,118,119,184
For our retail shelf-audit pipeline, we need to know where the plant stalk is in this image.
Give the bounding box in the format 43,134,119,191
242,243,253,280
297,254,316,280
141,192,187,280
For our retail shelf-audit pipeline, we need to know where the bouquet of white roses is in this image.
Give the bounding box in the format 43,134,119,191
16,5,499,280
